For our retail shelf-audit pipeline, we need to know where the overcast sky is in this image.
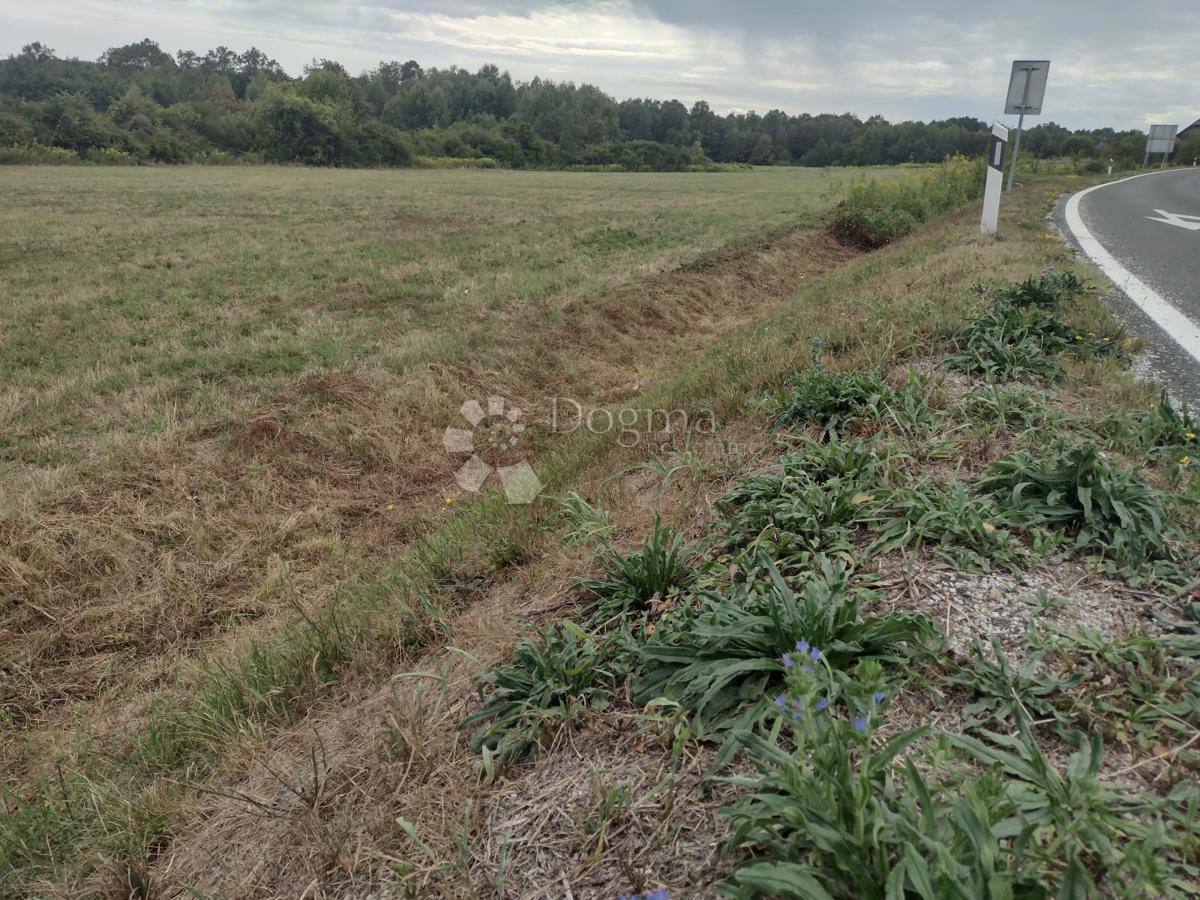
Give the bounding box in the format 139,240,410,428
2,0,1197,129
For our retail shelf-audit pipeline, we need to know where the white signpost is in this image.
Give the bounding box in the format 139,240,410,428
981,122,1009,235
1004,60,1050,192
1143,124,1177,169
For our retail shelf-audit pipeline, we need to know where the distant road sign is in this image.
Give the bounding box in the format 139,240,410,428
1147,125,1178,155
1004,60,1050,115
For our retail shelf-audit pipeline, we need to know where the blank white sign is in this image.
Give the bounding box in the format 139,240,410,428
1146,124,1178,155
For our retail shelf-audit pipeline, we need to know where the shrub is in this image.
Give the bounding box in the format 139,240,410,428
82,146,136,165
0,142,79,164
830,155,983,248
568,140,709,172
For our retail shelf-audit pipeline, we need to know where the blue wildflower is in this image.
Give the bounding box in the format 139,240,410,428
810,647,823,662
852,716,868,733
814,697,830,712
647,892,670,900
782,653,795,669
793,710,804,721
774,693,788,710
802,664,814,675
795,639,810,654
873,691,887,703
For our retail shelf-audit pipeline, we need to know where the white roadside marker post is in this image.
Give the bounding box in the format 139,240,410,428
981,122,1008,235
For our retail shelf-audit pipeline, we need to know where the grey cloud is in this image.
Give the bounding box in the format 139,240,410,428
5,0,1198,128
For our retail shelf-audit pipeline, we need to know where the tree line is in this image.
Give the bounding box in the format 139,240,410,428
1,39,1190,170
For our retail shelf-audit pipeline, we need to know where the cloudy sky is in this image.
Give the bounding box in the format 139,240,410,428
2,0,1197,129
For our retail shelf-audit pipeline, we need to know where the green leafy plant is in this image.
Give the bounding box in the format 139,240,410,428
1039,627,1200,750
579,517,696,622
718,444,883,571
720,660,1038,900
949,273,1122,382
1134,392,1199,462
629,449,707,484
957,384,1053,431
873,370,945,441
993,270,1084,308
870,481,1025,571
777,366,892,440
1152,598,1200,659
947,636,1075,731
952,722,1192,898
463,622,629,763
557,491,615,545
635,557,935,743
948,303,1069,382
975,442,1176,572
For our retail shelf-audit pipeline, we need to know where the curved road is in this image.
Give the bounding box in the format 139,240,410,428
1063,168,1200,408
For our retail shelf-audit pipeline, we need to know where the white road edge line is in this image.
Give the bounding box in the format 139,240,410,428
1063,169,1200,367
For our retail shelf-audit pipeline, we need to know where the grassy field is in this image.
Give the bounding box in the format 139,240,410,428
0,165,897,772
4,162,1198,898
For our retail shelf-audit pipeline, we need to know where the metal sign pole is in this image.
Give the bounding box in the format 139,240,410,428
1005,66,1033,192
1002,62,1048,193
1006,110,1025,192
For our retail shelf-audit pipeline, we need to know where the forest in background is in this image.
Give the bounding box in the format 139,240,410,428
1,39,1193,170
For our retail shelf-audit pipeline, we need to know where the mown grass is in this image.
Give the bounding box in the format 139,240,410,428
0,163,895,756
0,162,916,892
9,162,1191,896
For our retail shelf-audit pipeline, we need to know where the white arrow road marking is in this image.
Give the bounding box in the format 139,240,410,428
1146,209,1200,231
1065,171,1200,367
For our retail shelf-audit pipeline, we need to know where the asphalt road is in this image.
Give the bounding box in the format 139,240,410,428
1061,168,1200,409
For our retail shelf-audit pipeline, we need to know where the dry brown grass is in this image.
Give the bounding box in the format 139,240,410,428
146,430,767,899
0,165,860,787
